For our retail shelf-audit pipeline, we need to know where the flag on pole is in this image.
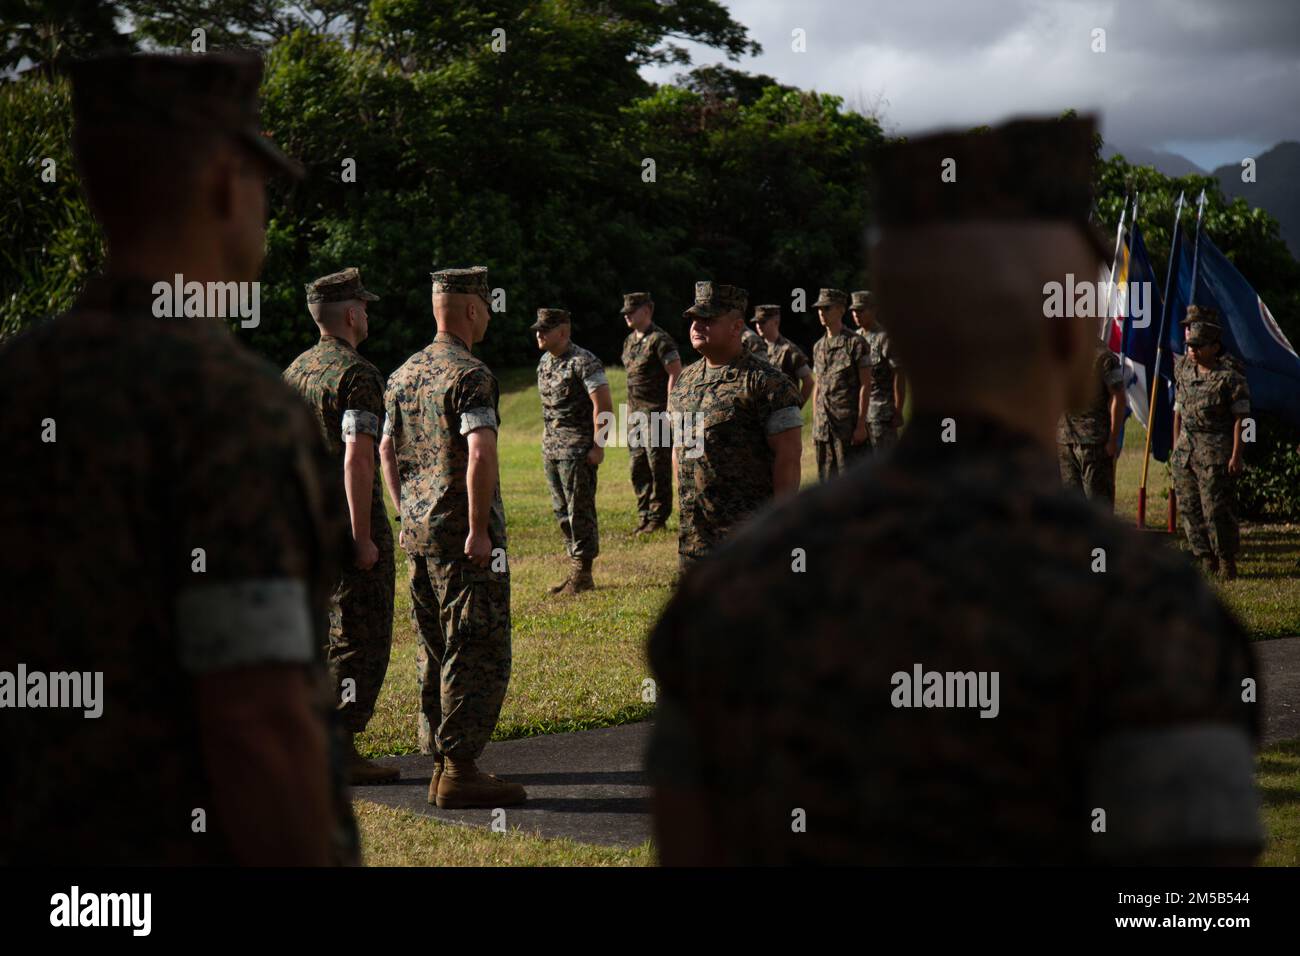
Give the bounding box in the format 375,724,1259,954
1168,231,1300,426
1106,223,1173,459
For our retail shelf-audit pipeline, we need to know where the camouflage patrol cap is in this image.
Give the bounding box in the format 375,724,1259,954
1183,305,1223,345
431,266,490,301
872,115,1108,261
621,292,653,314
684,281,747,320
305,267,380,305
850,290,875,311
813,288,849,309
751,304,782,323
531,308,572,332
69,52,303,179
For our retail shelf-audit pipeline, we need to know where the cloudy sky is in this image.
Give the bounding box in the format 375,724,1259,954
640,0,1300,171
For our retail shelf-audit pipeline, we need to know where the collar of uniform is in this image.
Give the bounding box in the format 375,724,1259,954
701,351,745,382
319,333,357,352
822,326,853,343
435,330,470,351
77,276,168,314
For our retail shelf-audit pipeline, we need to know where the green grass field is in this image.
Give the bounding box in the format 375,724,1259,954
354,366,1300,866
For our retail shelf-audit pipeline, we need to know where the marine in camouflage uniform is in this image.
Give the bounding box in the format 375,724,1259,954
535,308,612,593
750,304,814,406
812,288,871,479
0,53,357,865
1055,342,1124,507
850,290,905,452
741,324,770,362
381,266,524,809
283,267,396,784
1171,306,1251,579
620,292,681,534
670,282,803,571
647,117,1261,865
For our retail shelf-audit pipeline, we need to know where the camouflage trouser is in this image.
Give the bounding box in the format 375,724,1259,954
1058,441,1116,507
545,457,600,559
628,411,673,523
1171,437,1239,560
409,555,512,760
327,524,395,734
815,431,868,481
868,410,899,453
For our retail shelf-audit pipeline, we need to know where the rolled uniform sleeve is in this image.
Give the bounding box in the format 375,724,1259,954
653,333,681,371
339,365,384,443
174,395,345,674
1088,559,1262,861
454,366,501,435
382,382,402,439
1228,368,1251,417
578,352,609,395
754,369,803,436
851,335,871,369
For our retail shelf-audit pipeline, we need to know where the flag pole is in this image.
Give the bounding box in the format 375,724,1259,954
1168,189,1209,531
1137,191,1184,528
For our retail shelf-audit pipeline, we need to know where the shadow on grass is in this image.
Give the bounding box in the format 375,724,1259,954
1258,738,1300,809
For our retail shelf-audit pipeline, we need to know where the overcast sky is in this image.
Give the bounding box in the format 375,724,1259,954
640,0,1300,171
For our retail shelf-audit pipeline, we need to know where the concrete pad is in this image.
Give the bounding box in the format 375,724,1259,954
352,722,652,849
1258,636,1300,746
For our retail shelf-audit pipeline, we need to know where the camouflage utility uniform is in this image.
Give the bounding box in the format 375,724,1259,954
0,278,358,864
859,325,902,451
741,326,770,362
284,279,394,735
668,350,802,570
622,320,680,527
764,334,812,394
1056,344,1124,506
813,327,870,479
1171,348,1250,565
538,341,608,561
648,414,1261,863
385,331,511,760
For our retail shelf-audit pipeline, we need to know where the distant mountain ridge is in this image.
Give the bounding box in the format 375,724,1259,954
1101,142,1205,177
1214,141,1300,259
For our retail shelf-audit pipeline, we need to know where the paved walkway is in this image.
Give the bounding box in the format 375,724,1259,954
355,636,1300,848
353,722,653,849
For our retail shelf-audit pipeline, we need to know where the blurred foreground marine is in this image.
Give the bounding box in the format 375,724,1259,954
1171,306,1250,580
647,117,1261,865
1056,340,1125,507
284,268,397,784
0,53,358,864
381,267,525,809
668,282,803,572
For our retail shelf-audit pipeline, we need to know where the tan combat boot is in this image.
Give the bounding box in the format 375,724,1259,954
1201,554,1220,577
560,556,594,594
435,758,527,809
347,736,399,785
1219,558,1238,581
425,757,445,805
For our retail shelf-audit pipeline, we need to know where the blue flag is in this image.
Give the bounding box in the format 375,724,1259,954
1168,231,1300,426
